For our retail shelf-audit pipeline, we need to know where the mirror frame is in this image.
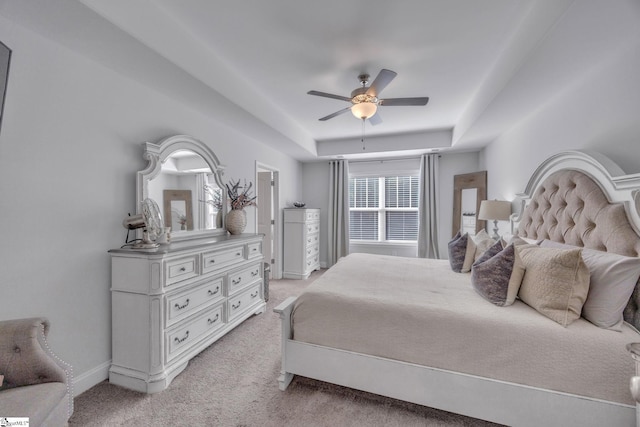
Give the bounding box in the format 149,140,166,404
452,171,487,237
137,134,227,241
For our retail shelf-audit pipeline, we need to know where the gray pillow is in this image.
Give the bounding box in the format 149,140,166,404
448,231,468,272
471,242,516,306
540,240,640,330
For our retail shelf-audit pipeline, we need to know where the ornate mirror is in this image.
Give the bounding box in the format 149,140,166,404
452,171,487,237
137,135,226,241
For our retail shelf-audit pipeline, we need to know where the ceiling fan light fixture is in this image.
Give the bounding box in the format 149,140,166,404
351,101,377,119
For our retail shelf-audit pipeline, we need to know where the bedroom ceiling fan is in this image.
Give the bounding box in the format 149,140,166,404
307,69,429,125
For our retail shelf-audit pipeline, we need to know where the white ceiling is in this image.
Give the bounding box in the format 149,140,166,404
5,0,637,161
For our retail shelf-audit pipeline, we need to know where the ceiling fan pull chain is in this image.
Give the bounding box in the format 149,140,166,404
361,118,366,150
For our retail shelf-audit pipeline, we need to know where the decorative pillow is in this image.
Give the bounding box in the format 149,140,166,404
472,230,495,263
460,235,477,273
447,231,468,272
471,242,520,306
540,240,640,330
517,246,590,327
0,374,3,387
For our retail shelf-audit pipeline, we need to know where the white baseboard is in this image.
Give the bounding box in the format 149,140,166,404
73,360,110,396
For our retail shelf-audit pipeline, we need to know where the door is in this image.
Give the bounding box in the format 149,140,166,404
257,171,273,278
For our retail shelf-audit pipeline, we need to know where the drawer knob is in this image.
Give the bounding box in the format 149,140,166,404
236,252,241,256
208,286,220,296
208,314,219,325
209,259,215,264
174,330,189,344
232,277,242,285
180,267,186,272
175,299,190,310
232,301,242,310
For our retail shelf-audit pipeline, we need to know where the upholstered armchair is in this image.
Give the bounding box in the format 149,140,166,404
0,317,73,426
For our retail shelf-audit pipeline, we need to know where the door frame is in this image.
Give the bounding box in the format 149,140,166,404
255,161,281,279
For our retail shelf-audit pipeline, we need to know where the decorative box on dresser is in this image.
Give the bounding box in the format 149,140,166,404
283,208,320,279
108,233,265,393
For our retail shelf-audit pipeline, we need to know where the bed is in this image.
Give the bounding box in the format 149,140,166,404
274,150,640,427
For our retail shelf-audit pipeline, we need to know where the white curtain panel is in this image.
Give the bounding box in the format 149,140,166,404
328,160,350,267
418,154,440,259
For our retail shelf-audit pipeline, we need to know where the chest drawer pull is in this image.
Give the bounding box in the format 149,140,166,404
174,330,189,344
251,291,259,298
232,301,242,310
174,299,190,310
209,259,215,264
208,314,219,325
208,286,220,296
251,270,259,277
179,267,186,272
236,252,241,256
232,277,242,285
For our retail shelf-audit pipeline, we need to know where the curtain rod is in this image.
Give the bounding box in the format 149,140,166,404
346,154,441,164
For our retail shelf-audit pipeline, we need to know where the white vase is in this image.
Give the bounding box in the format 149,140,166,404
226,209,246,235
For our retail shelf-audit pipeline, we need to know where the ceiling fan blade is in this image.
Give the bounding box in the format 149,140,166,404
307,90,352,102
366,69,397,97
368,112,382,126
379,97,429,106
319,106,352,121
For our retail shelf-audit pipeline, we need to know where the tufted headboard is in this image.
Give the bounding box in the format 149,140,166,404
513,151,640,329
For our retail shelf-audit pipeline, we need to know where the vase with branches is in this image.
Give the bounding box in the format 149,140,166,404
226,179,257,210
225,179,257,234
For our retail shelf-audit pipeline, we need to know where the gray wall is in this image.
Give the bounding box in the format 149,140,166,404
481,0,640,235
0,13,302,393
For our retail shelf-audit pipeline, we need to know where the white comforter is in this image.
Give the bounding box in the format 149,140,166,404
292,253,640,405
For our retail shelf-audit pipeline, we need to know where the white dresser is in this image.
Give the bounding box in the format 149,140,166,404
108,234,265,393
283,208,320,279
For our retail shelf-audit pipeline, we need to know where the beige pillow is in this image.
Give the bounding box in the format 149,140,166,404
518,246,590,327
460,236,477,273
540,240,640,330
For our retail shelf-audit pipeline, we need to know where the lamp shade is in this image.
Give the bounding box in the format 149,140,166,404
351,102,377,119
478,200,511,221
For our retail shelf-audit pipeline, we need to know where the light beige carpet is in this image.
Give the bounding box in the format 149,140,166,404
70,270,500,426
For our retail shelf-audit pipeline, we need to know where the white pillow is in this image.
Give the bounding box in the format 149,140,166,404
540,240,640,330
461,230,494,273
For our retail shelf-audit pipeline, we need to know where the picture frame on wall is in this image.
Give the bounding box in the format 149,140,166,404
0,40,11,134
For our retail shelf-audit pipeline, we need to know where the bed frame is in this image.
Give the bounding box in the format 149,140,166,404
275,150,640,427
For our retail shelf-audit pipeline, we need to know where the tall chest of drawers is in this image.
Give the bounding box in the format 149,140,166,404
108,234,265,393
283,208,320,279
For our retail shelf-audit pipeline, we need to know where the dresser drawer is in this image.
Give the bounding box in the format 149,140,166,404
305,253,320,273
165,255,199,286
247,241,262,259
166,278,224,326
227,263,262,295
306,222,320,234
202,246,244,274
304,244,319,258
166,303,225,362
306,211,320,221
227,283,262,321
305,233,319,248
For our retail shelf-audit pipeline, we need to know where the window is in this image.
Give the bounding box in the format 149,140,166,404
349,175,419,242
